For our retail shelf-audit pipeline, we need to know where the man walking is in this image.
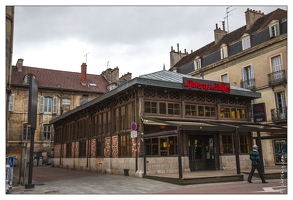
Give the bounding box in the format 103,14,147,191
247,144,268,183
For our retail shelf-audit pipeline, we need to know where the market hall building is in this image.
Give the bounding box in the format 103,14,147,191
49,70,286,177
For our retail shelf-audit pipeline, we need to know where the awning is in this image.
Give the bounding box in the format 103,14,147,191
141,117,287,133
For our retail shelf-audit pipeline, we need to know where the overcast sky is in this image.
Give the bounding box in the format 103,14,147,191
7,2,289,79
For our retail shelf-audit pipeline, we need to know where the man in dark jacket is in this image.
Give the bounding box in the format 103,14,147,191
247,144,268,183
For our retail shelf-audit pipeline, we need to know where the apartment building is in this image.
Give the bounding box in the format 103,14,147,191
169,8,287,166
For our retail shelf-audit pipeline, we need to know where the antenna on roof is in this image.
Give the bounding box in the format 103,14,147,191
225,6,237,33
84,52,90,64
102,61,110,69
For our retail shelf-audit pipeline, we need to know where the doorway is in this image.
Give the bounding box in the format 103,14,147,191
188,135,216,170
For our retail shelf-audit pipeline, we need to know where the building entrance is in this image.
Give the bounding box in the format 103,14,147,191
188,135,215,170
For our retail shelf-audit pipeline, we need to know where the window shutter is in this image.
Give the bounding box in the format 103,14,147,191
241,67,246,81
40,96,44,113
250,65,254,79
9,94,15,111
53,97,57,114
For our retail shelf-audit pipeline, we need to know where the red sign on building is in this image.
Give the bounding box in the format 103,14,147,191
183,78,231,93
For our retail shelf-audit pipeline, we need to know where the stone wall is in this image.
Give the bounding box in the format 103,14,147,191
52,156,190,177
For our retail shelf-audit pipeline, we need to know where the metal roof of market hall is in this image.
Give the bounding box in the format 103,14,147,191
50,69,261,124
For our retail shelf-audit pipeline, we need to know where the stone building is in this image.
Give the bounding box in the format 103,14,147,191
7,59,131,165
169,8,287,166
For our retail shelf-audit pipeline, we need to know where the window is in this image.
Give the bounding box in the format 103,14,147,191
269,22,280,38
146,138,159,156
96,138,105,157
271,55,283,82
221,73,228,83
241,65,254,89
220,44,228,59
145,101,157,114
9,94,15,111
145,136,177,156
222,134,251,154
275,91,286,119
242,35,251,50
40,96,57,114
43,124,51,140
168,103,180,115
194,57,201,70
62,98,70,114
79,140,87,158
66,143,72,158
44,97,52,112
22,123,31,140
185,104,197,116
220,107,246,119
239,135,250,153
185,104,216,117
159,102,167,114
119,134,132,157
24,74,36,84
222,134,233,153
145,101,180,115
80,95,89,106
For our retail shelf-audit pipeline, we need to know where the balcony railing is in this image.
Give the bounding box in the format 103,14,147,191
268,70,287,87
240,79,255,90
271,107,287,122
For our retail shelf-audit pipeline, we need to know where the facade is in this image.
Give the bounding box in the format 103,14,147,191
169,8,287,166
49,70,286,177
6,6,14,155
7,59,131,165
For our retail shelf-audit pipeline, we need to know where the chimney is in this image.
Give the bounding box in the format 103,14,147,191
16,58,24,72
214,23,227,44
169,43,188,68
81,62,87,85
245,8,264,30
120,72,132,81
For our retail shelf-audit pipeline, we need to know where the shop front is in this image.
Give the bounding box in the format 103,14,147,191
50,70,286,177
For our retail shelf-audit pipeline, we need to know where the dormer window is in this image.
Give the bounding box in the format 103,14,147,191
269,20,280,38
194,56,201,70
220,44,228,59
242,34,251,50
24,74,36,84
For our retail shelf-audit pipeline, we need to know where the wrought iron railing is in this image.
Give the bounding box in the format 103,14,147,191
240,79,255,90
268,70,287,87
271,107,287,121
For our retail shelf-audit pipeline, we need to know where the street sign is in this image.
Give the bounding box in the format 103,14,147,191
131,130,137,138
8,156,14,168
131,122,137,131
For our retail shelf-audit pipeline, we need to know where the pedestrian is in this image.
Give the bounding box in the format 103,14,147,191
247,144,268,183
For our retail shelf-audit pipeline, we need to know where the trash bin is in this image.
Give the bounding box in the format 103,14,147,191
38,157,43,166
47,157,52,165
124,169,129,176
33,157,38,166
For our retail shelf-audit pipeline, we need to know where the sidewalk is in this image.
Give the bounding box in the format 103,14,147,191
8,165,287,194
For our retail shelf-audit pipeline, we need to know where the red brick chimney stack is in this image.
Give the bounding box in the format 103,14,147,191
81,62,87,85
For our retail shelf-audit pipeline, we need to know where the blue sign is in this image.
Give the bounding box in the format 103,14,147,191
8,156,14,168
131,122,137,131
